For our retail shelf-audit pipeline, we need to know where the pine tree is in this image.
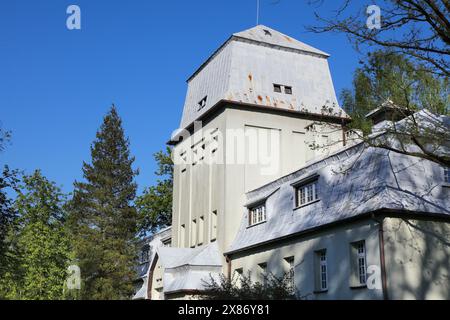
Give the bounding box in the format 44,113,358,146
68,106,138,300
0,170,70,300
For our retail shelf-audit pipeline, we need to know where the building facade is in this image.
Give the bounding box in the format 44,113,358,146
148,25,450,300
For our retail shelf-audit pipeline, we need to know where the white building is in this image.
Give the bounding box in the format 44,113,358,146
132,227,171,300
147,25,450,300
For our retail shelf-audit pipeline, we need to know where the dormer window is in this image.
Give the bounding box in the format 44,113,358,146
294,177,320,208
273,84,282,93
273,84,293,95
198,96,208,111
248,203,266,226
284,86,292,95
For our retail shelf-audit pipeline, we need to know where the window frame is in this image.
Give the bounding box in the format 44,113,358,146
258,262,268,286
198,96,208,111
319,250,328,291
284,86,293,94
210,210,218,242
444,167,450,184
273,84,282,93
294,178,320,208
190,219,197,248
248,203,267,227
284,256,295,295
233,268,244,288
350,240,367,288
314,249,328,293
198,216,204,245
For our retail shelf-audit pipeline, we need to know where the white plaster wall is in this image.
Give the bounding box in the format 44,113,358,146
384,217,450,300
172,106,344,267
228,41,340,114
230,219,384,300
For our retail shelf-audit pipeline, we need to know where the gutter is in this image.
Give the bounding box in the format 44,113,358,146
168,100,352,146
225,255,232,280
224,209,450,256
372,214,389,300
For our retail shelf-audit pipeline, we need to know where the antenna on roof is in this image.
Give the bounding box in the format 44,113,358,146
256,0,260,25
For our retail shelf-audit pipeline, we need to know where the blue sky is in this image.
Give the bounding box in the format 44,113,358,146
0,0,362,194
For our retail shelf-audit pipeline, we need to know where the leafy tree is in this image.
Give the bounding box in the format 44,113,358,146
136,147,173,235
0,127,20,299
339,50,450,166
0,126,11,152
0,166,19,296
67,106,139,300
0,170,70,300
201,272,299,300
307,0,450,76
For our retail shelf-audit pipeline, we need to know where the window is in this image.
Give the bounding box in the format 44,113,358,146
162,238,171,247
198,216,204,245
234,268,244,287
211,134,219,154
198,96,208,111
180,224,185,247
210,210,217,241
444,167,450,184
295,180,319,207
350,241,367,287
258,263,268,286
190,219,197,248
140,245,149,264
249,204,266,226
315,250,328,291
285,257,295,294
273,83,293,94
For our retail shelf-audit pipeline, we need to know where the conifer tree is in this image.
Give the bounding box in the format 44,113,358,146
68,106,138,300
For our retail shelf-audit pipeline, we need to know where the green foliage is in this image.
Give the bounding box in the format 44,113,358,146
136,147,173,235
0,126,11,152
201,272,298,300
0,166,19,295
0,170,70,300
342,50,449,134
67,106,139,300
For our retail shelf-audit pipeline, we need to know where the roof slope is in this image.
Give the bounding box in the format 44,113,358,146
233,25,329,57
227,139,450,254
157,242,222,294
157,242,222,269
175,25,346,133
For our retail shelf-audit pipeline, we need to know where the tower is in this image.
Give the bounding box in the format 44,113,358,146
152,25,349,299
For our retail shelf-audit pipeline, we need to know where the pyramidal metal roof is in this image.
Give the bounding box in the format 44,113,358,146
187,25,330,83
232,25,329,57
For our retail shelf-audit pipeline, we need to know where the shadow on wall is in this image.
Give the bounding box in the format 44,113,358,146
385,218,450,300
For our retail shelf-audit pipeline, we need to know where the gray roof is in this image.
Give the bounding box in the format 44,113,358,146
227,138,450,254
157,242,222,294
176,25,346,133
157,242,222,269
233,25,329,57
